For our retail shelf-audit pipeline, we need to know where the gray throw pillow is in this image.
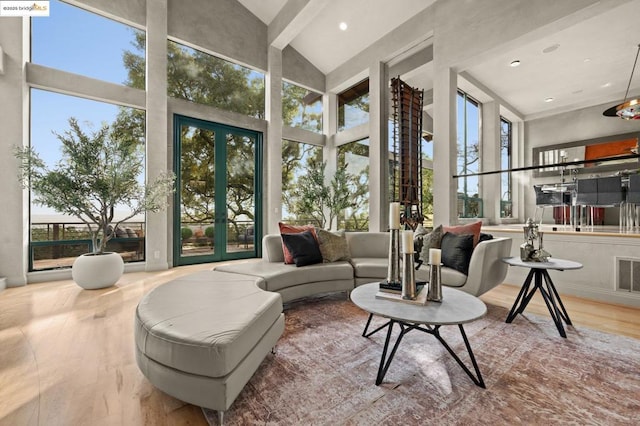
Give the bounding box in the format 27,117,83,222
315,228,351,262
419,224,444,265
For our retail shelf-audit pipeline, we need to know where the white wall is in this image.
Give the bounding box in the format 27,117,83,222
0,17,29,285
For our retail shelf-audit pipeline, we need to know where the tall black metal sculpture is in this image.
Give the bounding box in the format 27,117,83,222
391,76,424,229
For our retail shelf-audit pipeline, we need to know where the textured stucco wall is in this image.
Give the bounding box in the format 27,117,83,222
0,17,29,285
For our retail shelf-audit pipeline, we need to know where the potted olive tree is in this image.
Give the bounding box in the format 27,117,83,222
16,117,175,289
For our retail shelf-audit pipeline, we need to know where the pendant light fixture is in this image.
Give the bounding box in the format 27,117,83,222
603,43,640,120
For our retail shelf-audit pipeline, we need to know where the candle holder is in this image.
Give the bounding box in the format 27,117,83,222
427,262,443,302
402,253,417,300
386,228,401,285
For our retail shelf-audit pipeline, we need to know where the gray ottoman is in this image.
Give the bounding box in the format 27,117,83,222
135,270,284,424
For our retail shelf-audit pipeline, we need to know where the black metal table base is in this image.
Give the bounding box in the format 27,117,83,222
362,314,485,388
505,268,572,338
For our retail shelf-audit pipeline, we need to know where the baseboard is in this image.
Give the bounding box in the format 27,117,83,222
558,282,640,309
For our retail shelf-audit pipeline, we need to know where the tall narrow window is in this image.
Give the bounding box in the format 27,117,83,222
167,40,265,118
500,117,513,218
338,139,370,230
421,133,435,227
338,79,369,131
281,140,323,226
31,0,145,89
282,82,323,133
456,90,482,218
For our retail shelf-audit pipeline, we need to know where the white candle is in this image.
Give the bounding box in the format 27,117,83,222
429,248,441,265
389,202,400,229
401,230,414,254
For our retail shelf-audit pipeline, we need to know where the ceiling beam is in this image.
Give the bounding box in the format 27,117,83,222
459,71,525,121
268,0,329,49
388,44,433,80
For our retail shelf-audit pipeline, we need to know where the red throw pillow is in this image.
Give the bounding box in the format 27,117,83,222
278,222,318,264
443,221,482,247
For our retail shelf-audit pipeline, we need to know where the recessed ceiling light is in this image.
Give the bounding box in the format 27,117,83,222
544,97,554,103
601,82,612,88
542,44,560,54
339,22,348,31
510,60,521,67
584,58,591,63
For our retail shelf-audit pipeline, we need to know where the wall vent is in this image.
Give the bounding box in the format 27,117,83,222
616,257,640,293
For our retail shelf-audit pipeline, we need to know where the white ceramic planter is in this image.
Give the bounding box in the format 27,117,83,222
72,252,124,290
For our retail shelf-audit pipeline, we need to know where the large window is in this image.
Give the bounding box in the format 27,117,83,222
457,90,482,218
29,90,146,271
500,117,513,218
166,40,265,118
338,139,370,230
421,134,435,227
31,0,145,89
338,79,369,131
282,82,322,133
281,140,323,226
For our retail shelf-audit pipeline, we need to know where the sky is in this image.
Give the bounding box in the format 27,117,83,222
30,0,142,164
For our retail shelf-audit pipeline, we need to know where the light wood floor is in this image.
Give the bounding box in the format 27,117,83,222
1,265,639,425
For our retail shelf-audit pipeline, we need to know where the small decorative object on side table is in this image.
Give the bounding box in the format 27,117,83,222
520,217,551,262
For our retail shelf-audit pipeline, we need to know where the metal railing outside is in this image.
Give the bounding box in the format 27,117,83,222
30,221,145,271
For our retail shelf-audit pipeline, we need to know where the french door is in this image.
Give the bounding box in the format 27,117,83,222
173,115,262,265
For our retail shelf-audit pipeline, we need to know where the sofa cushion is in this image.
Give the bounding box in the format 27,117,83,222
441,232,474,275
418,224,444,264
278,222,317,264
215,261,353,292
281,230,323,267
350,257,388,279
441,267,468,287
444,221,482,247
415,264,468,287
345,232,389,258
316,228,351,262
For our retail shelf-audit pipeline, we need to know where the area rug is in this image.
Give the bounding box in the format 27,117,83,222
203,294,640,425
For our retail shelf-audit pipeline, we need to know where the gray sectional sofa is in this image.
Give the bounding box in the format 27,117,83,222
135,231,511,424
215,231,513,300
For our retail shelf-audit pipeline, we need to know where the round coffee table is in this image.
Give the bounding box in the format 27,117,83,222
350,283,487,387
